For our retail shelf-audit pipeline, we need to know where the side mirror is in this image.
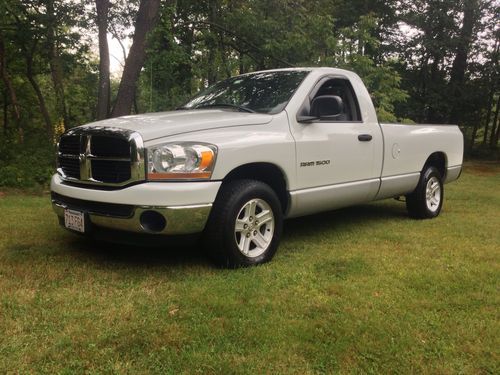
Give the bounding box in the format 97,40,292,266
311,95,344,118
297,95,344,123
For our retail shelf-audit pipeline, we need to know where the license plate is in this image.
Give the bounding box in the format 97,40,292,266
64,209,85,233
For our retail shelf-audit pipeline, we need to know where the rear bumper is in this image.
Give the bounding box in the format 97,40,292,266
445,165,462,183
50,174,221,235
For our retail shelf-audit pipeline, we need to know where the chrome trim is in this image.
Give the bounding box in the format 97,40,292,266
52,200,212,235
86,156,131,161
80,134,92,180
287,178,380,218
375,172,420,200
56,126,146,187
59,154,79,159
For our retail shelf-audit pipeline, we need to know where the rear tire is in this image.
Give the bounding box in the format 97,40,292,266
204,179,283,268
406,166,443,219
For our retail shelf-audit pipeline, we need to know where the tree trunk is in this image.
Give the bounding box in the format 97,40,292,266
177,19,194,96
483,39,498,145
0,34,23,143
2,89,8,136
426,54,441,123
469,123,479,153
206,0,218,85
448,0,479,124
25,45,53,141
133,92,139,114
482,86,494,145
46,0,69,130
418,54,430,123
96,0,111,120
219,34,231,78
239,52,245,75
490,95,499,148
111,0,162,117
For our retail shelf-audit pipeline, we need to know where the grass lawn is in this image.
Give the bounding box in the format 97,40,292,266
0,162,499,374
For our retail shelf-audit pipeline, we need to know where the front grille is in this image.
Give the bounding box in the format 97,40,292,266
91,136,130,158
59,135,80,155
51,192,134,217
91,160,131,183
58,158,80,179
57,128,144,187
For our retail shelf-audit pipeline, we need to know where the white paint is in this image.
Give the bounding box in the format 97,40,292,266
52,67,464,233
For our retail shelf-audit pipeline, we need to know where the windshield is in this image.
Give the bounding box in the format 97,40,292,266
179,70,309,114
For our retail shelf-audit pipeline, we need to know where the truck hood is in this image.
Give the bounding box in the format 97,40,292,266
78,109,273,141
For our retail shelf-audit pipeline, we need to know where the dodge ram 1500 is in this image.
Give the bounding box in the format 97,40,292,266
51,67,464,267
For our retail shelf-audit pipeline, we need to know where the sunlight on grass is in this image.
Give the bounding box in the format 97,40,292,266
0,163,499,373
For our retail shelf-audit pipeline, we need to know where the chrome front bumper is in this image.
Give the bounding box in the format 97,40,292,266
50,174,221,235
52,199,212,235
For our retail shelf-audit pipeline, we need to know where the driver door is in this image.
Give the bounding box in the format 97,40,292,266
288,76,382,216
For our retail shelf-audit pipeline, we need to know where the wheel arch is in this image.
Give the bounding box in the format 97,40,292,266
422,152,447,179
220,162,290,214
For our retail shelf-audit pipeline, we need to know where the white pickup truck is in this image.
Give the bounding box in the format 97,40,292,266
51,67,463,267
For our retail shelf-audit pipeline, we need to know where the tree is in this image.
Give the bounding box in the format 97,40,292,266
448,0,481,125
95,0,111,120
0,33,23,142
111,0,162,117
45,0,69,130
5,0,53,140
1,0,499,184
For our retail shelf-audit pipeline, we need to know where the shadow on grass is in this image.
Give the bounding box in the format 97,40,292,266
64,200,408,267
66,232,209,268
283,201,408,241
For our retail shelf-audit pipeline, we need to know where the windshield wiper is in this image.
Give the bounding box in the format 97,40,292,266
192,103,256,113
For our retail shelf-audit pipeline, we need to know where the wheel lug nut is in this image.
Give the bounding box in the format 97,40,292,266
255,220,259,225
244,224,248,229
253,230,257,236
246,233,250,238
249,216,253,221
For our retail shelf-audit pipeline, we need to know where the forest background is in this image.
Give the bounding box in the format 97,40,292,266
0,0,498,188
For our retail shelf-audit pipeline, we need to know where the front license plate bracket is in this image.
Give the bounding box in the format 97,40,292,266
64,209,86,233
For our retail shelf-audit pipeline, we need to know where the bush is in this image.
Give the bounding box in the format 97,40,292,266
0,137,55,188
469,144,500,161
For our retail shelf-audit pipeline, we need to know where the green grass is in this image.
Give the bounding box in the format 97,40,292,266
1,162,499,374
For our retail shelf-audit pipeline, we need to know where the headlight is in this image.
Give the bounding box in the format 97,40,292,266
146,142,217,180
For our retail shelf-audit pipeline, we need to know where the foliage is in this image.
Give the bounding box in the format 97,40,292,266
0,134,55,188
0,0,499,188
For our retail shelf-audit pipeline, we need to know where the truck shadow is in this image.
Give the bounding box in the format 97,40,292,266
67,233,208,268
67,201,408,267
283,201,408,241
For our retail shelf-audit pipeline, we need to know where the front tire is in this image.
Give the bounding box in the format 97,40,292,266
406,166,444,219
204,179,283,268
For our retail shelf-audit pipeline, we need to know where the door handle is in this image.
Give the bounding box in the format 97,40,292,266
358,134,372,142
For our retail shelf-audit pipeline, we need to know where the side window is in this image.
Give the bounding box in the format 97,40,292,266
313,78,362,122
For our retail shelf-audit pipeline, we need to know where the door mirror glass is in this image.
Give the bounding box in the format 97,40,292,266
310,95,344,119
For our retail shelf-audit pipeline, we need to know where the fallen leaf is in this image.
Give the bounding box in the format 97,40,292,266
169,308,179,316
